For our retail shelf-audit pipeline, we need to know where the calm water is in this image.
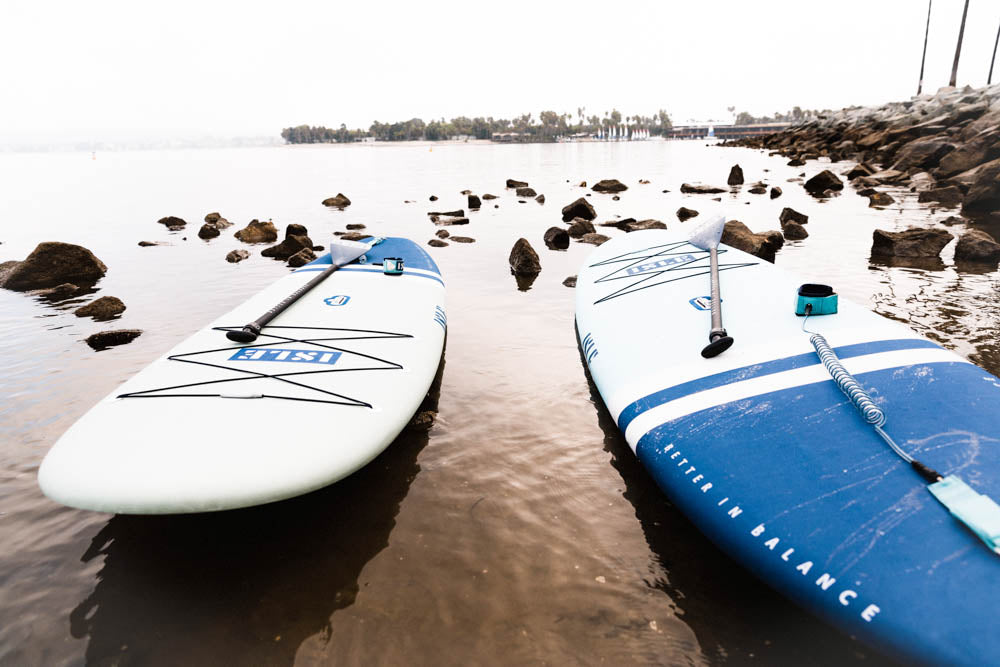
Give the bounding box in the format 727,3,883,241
1,140,996,665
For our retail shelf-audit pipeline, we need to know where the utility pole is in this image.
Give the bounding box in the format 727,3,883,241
918,0,933,95
990,19,1000,85
949,0,970,88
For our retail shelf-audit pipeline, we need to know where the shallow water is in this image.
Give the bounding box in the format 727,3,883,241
1,140,995,665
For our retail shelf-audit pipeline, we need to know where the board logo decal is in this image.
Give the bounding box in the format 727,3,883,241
229,348,343,365
582,332,599,364
689,296,721,311
433,305,447,330
324,295,351,306
626,254,698,276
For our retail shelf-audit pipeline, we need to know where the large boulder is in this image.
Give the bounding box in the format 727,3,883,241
846,163,876,180
871,227,953,258
782,222,808,240
0,242,108,291
954,229,1000,264
543,227,569,250
592,179,628,193
261,224,314,260
561,197,596,222
779,207,808,225
509,238,541,275
890,137,955,172
198,223,221,239
727,164,744,185
680,183,726,194
935,129,1000,177
567,218,596,237
74,296,125,320
721,221,783,263
917,186,963,208
322,193,351,208
235,219,278,244
804,170,844,196
961,158,1000,219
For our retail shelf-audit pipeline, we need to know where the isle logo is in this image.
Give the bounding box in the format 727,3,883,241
324,295,350,306
229,348,342,365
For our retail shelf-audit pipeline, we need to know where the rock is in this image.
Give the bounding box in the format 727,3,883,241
0,242,108,291
234,219,278,244
804,170,844,196
506,179,528,188
577,181,587,187
567,218,596,237
428,239,449,247
482,193,498,200
157,216,186,229
782,222,808,240
322,193,351,208
509,238,541,275
727,164,744,185
868,192,896,207
436,230,450,239
287,248,317,267
432,217,470,226
846,163,876,180
137,241,162,247
85,329,142,350
406,410,437,432
428,209,464,217
28,282,79,299
779,208,809,225
468,194,482,209
205,212,221,223
942,216,965,226
592,179,628,193
261,224,313,259
677,207,699,222
450,236,475,244
346,223,366,230
340,232,368,241
871,227,953,258
516,187,537,198
562,275,577,287
226,249,250,263
787,158,806,167
638,179,650,184
429,195,438,201
961,158,1000,219
869,169,907,185
74,296,126,320
578,233,610,246
460,189,472,195
936,130,1000,177
313,245,325,251
622,219,666,232
748,186,767,195
198,223,220,239
543,227,570,250
535,194,545,204
770,187,783,199
917,186,963,208
890,137,955,172
680,183,726,194
954,229,1000,263
721,220,783,262
908,172,937,192
561,197,596,222
612,195,620,201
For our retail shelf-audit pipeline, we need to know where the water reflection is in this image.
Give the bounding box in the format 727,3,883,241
575,335,891,665
69,353,444,665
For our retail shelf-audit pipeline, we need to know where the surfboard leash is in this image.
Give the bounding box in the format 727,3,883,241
801,302,1000,555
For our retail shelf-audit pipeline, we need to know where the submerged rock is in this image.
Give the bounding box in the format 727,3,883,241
450,236,475,244
234,219,278,244
567,218,596,237
506,178,528,188
722,221,783,263
137,241,163,247
727,164,744,186
0,242,108,291
918,186,963,208
205,212,221,223
543,227,570,250
482,193,498,200
86,329,142,350
226,249,250,263
322,193,352,208
868,192,896,208
562,275,577,287
468,194,482,209
535,194,545,204
515,187,537,198
435,229,450,239
622,219,666,232
782,222,809,240
961,158,1000,219
592,179,628,193
428,209,464,218
871,227,953,258
74,296,125,320
157,216,186,229
198,223,221,239
346,223,366,230
428,239,449,247
770,186,783,199
676,207,699,222
680,183,726,194
779,208,808,225
28,283,79,299
748,186,767,195
578,233,610,246
287,248,317,267
804,170,844,196
509,238,541,275
561,197,596,222
954,229,1000,263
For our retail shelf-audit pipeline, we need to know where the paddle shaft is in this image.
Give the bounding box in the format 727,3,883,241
226,263,342,343
700,245,734,358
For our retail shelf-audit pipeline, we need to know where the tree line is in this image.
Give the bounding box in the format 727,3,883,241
281,108,675,144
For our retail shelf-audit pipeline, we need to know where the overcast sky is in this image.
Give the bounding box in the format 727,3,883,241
1,0,998,144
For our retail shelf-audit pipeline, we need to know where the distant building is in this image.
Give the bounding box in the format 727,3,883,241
491,132,526,143
666,122,790,140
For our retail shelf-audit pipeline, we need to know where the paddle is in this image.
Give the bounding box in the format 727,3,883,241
688,214,734,358
225,237,374,343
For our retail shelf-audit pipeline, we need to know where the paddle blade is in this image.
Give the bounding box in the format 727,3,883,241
688,214,727,251
329,238,373,267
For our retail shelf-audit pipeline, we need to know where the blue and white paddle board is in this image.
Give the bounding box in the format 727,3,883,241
39,237,445,514
575,228,1000,665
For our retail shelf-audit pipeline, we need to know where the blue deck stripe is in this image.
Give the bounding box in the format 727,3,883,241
294,265,444,286
616,338,941,433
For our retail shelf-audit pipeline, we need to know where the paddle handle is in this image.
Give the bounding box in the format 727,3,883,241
226,264,339,343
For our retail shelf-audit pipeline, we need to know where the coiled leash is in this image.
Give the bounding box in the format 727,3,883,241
798,284,1000,555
